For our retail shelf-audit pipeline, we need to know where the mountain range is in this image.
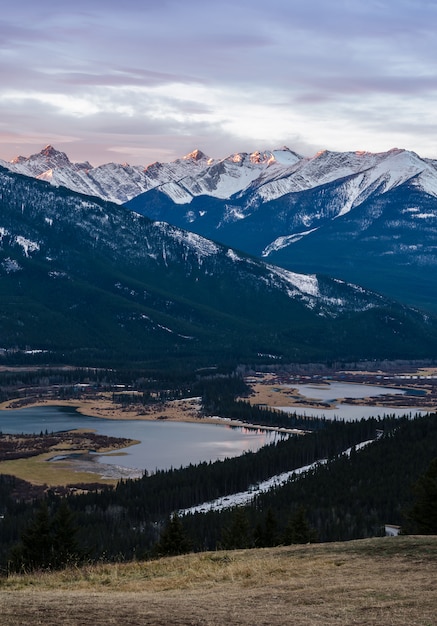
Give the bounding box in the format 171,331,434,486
1,163,437,368
3,144,437,314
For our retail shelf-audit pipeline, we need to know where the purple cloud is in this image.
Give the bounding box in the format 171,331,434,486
0,0,436,164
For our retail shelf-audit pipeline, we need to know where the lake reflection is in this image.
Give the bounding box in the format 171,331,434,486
0,406,284,476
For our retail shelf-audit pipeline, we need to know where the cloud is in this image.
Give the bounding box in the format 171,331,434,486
1,0,437,163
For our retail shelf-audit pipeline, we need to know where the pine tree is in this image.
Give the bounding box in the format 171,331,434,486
52,500,83,567
283,506,317,544
155,513,192,557
10,501,53,571
221,508,252,550
407,457,437,534
254,508,279,547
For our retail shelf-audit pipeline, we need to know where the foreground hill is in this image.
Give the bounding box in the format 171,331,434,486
2,166,437,367
1,536,436,625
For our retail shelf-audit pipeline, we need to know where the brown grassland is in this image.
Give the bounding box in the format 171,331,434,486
0,536,436,625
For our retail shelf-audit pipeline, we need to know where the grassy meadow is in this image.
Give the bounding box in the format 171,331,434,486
0,536,436,625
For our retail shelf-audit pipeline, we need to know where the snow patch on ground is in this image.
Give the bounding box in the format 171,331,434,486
226,249,244,262
180,439,375,515
159,181,194,204
262,228,319,256
268,265,320,297
15,236,40,257
165,226,220,258
412,212,437,219
1,258,22,273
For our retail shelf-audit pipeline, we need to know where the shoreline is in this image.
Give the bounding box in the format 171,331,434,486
1,371,436,433
1,374,435,489
244,374,437,412
0,396,302,435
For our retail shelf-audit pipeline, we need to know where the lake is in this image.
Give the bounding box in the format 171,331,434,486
278,381,430,421
0,405,285,478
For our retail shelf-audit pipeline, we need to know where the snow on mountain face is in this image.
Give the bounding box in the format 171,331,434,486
2,145,304,205
5,144,437,217
9,144,87,175
0,165,390,319
249,148,437,206
262,229,320,257
4,145,437,240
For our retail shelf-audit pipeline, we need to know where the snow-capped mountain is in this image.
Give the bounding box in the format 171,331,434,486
5,144,437,209
1,164,436,366
1,145,305,205
125,148,437,313
3,144,437,313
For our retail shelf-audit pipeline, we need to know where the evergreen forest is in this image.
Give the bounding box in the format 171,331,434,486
0,369,436,572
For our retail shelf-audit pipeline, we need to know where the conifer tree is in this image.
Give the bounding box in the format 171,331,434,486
283,506,316,544
10,501,53,571
254,508,279,547
52,499,83,567
221,508,252,550
155,512,192,557
407,457,437,534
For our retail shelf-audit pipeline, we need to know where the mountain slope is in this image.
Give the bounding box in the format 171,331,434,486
2,167,437,367
125,149,437,313
263,177,437,312
3,144,437,313
1,145,305,205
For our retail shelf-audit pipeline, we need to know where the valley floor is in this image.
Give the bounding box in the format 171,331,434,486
1,367,436,490
1,536,436,626
2,367,437,424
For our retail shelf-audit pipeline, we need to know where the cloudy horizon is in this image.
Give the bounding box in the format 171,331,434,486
1,1,436,166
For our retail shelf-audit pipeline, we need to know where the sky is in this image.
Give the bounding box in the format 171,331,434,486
1,0,436,166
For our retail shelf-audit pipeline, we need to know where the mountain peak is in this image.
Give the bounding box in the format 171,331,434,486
9,155,26,165
41,144,58,156
183,149,209,162
22,145,72,168
10,145,68,166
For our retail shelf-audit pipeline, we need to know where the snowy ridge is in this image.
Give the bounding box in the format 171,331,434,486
5,145,437,213
264,266,378,313
2,145,304,205
155,222,220,259
249,148,437,206
152,222,380,315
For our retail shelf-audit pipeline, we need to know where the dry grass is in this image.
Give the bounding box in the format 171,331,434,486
1,536,436,625
0,452,117,486
0,394,205,423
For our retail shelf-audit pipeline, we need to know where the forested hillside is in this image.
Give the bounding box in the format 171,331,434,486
1,410,436,570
